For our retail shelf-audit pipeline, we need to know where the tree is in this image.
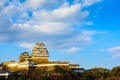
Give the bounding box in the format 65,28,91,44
81,67,110,80
0,62,3,67
54,66,66,74
8,72,18,80
110,66,120,77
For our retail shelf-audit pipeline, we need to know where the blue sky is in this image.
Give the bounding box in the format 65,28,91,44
0,0,120,69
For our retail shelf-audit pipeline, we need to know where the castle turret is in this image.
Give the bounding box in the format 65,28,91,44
19,52,29,62
31,42,49,64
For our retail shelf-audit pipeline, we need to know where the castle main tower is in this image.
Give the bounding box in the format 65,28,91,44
31,42,49,64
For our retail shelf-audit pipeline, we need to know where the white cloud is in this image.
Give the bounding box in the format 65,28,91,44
0,1,6,7
96,46,120,58
20,42,35,49
0,14,12,32
74,31,95,43
99,49,106,52
108,46,120,58
108,46,120,53
0,0,101,53
11,2,89,35
82,0,102,7
20,3,89,35
66,47,80,53
24,0,64,10
0,35,9,41
114,53,120,58
33,22,70,34
52,3,81,19
25,0,46,10
32,3,88,23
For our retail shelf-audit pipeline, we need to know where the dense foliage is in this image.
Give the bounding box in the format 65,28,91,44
1,65,120,80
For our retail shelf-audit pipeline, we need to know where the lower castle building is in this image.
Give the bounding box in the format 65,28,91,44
2,42,80,72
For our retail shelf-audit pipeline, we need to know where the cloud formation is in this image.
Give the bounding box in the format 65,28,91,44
82,0,102,7
0,0,102,53
108,46,120,58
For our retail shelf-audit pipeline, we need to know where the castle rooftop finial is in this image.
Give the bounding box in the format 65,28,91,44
35,42,45,48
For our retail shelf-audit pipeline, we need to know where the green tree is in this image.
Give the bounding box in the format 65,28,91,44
81,67,110,80
54,66,66,74
110,66,120,77
8,72,19,80
0,62,3,67
18,75,28,80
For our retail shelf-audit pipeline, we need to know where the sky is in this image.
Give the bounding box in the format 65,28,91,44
0,0,120,69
